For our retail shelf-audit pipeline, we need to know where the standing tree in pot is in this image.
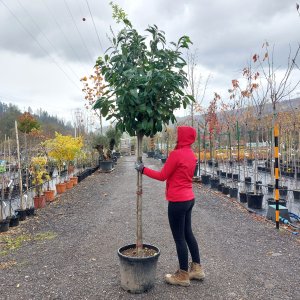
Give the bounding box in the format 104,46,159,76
93,3,193,293
17,112,40,195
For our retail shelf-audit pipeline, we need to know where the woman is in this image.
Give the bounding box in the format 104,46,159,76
135,126,204,287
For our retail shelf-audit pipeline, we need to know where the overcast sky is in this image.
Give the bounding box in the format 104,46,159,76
0,0,299,128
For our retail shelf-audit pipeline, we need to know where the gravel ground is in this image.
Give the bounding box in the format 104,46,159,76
0,155,299,300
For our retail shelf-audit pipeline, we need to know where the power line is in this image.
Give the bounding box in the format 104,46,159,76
0,0,82,91
85,0,104,52
42,0,91,77
63,0,94,64
42,0,88,72
16,0,81,82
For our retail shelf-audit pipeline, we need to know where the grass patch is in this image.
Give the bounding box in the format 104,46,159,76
0,231,57,256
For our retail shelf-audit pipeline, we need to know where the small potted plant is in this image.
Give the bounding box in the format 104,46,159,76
31,156,49,209
0,173,9,232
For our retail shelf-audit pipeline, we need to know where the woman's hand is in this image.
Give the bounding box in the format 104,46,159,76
135,162,144,174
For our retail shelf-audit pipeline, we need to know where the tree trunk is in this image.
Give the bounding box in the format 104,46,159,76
136,133,144,256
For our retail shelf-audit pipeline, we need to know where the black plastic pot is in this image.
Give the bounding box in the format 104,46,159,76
201,174,211,184
0,219,9,232
118,244,160,294
77,170,88,182
210,177,220,189
221,171,226,178
15,209,27,221
232,174,239,181
26,207,35,217
293,190,300,200
217,183,225,192
161,157,167,164
229,187,238,198
279,186,288,197
8,215,20,227
100,161,113,171
147,151,155,158
247,192,263,209
239,192,247,203
227,172,232,179
267,184,274,194
286,172,294,178
114,152,121,158
222,185,230,195
247,159,253,166
255,181,262,191
245,177,252,186
267,198,287,207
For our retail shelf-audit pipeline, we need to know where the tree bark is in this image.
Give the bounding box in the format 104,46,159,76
136,133,144,256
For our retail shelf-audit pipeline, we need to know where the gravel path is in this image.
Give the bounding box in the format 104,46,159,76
1,155,299,300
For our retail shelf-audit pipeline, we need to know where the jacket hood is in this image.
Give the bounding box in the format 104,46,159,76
176,126,197,148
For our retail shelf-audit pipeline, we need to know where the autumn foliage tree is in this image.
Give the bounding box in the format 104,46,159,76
80,65,106,134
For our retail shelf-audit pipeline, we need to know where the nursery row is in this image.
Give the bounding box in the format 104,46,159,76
0,161,109,233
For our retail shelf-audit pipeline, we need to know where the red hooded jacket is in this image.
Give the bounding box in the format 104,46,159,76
143,126,197,202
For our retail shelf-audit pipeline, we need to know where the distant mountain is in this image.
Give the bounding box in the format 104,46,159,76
175,97,300,125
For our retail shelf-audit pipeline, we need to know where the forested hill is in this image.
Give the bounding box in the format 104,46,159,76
0,101,74,140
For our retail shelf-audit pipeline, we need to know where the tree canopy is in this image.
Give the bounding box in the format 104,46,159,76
93,4,194,137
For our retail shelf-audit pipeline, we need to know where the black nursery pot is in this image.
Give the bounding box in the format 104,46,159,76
267,198,287,207
147,151,155,158
15,209,27,221
293,189,300,200
255,181,262,191
229,187,238,198
26,207,35,217
100,161,113,172
221,171,227,178
0,219,9,233
247,192,263,209
217,183,225,192
118,244,160,294
279,186,288,197
239,192,247,203
210,177,220,189
8,215,20,227
222,185,230,195
201,174,211,184
232,174,239,181
227,173,233,179
161,157,167,164
245,177,252,185
267,184,274,193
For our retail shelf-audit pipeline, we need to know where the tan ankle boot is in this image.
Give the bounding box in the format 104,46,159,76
189,262,205,280
165,269,190,286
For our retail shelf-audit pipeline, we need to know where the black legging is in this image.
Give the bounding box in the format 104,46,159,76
168,199,201,271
